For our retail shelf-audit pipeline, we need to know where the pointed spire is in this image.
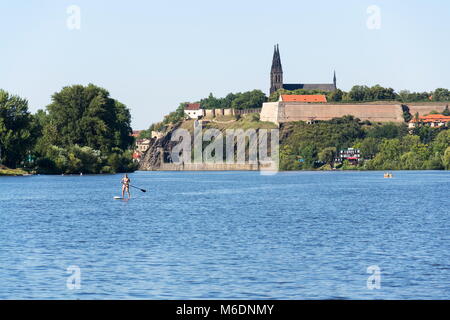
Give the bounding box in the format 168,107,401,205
333,70,337,88
271,44,282,72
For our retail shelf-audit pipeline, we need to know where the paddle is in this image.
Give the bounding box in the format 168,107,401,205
129,184,147,193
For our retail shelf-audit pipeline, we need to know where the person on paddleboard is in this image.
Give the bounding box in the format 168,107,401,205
121,174,131,199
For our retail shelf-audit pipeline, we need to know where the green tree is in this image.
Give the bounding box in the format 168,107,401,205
0,90,37,168
359,137,379,159
366,123,408,140
443,147,450,169
327,89,343,102
44,84,133,153
432,130,450,154
348,85,370,101
433,88,450,101
230,90,266,110
318,147,336,164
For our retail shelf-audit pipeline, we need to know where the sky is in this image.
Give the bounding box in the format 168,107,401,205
1,0,449,129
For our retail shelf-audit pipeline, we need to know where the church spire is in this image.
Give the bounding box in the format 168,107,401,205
271,45,281,71
270,44,283,94
333,70,337,89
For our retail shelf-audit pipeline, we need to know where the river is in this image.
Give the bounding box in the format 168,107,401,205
0,170,449,299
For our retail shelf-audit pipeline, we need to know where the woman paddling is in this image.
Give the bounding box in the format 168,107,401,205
121,174,131,199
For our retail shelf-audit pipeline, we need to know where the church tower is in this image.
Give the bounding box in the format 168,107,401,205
333,70,337,90
270,44,283,95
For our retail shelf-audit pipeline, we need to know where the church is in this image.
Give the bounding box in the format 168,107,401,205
270,44,337,94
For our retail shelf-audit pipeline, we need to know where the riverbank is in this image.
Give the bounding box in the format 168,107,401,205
0,165,30,176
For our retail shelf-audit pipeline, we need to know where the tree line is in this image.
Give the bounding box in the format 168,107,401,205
269,85,450,103
139,90,267,138
140,86,450,138
0,84,136,174
280,116,450,171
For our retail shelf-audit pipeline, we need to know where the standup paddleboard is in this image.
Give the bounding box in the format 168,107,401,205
114,196,125,200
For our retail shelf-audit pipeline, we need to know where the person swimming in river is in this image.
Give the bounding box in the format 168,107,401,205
121,174,131,199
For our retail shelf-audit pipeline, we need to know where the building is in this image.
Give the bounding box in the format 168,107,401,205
136,138,151,153
270,44,336,95
184,103,204,119
133,138,151,162
335,148,361,165
131,130,142,138
408,114,450,128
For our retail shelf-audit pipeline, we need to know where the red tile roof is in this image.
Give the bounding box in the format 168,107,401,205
281,94,327,103
132,151,141,159
185,103,201,110
410,114,450,123
131,130,142,137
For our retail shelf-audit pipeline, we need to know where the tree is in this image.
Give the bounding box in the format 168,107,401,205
318,147,336,164
0,90,37,168
359,137,379,159
442,105,450,116
368,85,397,101
348,85,370,101
432,130,450,154
327,89,343,102
366,123,407,140
433,88,450,101
32,84,135,174
44,84,133,153
443,147,450,170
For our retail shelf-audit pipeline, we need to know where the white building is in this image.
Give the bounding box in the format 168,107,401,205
184,103,204,119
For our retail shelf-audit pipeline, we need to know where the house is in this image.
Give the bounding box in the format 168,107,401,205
335,148,361,165
184,103,204,119
131,130,142,138
132,138,151,162
136,138,151,153
408,114,450,128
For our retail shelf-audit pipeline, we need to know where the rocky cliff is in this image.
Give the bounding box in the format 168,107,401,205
138,123,182,170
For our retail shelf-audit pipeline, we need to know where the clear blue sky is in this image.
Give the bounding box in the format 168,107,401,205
1,0,449,129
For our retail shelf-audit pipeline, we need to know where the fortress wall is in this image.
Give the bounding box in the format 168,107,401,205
260,102,280,123
282,103,404,123
261,102,404,123
204,109,215,118
407,105,446,116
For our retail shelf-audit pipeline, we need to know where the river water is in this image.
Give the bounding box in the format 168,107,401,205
0,171,449,299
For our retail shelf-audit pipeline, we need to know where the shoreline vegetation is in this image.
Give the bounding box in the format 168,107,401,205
0,85,136,175
0,165,29,176
1,84,449,174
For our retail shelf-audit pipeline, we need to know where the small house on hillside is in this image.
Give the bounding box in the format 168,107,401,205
408,114,450,128
184,103,204,119
334,148,361,165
